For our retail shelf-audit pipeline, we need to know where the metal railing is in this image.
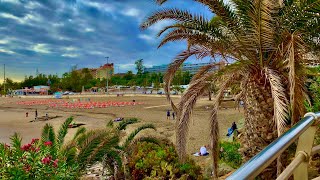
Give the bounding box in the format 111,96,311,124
227,112,320,180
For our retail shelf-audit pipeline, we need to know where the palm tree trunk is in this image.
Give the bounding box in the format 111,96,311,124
240,79,278,178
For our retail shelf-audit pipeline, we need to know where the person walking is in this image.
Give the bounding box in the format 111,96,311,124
35,109,38,121
172,111,175,120
166,110,170,120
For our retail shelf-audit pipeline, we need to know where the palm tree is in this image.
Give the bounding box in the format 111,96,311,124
62,118,157,179
141,0,320,178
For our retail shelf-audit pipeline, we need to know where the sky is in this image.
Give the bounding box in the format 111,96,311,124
0,0,212,82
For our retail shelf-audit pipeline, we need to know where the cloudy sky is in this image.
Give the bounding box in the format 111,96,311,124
0,0,212,82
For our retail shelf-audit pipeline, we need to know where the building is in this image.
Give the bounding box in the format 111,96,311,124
144,62,223,74
78,63,114,79
94,63,114,79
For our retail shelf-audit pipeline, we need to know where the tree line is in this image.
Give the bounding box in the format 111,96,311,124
0,66,192,94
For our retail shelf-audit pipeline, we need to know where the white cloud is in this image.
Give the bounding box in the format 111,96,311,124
89,51,104,55
32,44,51,54
81,1,115,13
119,63,135,72
0,13,42,24
52,22,64,27
0,39,9,44
25,1,43,9
62,53,79,58
0,13,21,22
0,48,15,54
149,20,173,34
1,0,20,5
121,8,140,18
63,46,78,51
85,28,95,32
138,34,154,41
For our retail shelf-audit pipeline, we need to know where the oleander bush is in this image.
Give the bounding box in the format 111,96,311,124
0,117,80,179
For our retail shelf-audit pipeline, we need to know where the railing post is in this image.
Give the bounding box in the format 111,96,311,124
293,113,318,180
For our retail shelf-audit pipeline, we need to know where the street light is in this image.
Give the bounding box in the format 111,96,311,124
3,64,5,96
105,57,109,94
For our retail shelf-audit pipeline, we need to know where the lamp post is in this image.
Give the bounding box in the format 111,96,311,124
105,57,109,94
3,64,5,96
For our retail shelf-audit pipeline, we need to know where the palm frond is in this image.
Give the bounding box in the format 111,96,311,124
125,136,161,151
87,134,120,164
41,123,56,144
176,71,216,160
197,0,239,32
10,133,22,152
72,127,87,141
155,0,168,5
121,124,156,150
56,116,73,148
265,68,289,135
164,45,212,112
209,71,240,178
60,142,77,163
253,0,278,59
77,130,109,167
141,8,194,30
107,120,114,128
117,118,139,131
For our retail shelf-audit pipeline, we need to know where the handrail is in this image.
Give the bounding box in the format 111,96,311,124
311,145,320,155
226,112,320,180
276,151,307,180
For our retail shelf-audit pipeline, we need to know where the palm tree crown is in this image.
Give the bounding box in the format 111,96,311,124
141,0,320,178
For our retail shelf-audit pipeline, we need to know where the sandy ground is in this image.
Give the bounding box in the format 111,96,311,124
0,95,243,170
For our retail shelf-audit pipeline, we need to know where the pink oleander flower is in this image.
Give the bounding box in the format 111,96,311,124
42,156,52,165
53,159,58,167
30,147,40,152
21,144,32,151
31,138,39,144
44,141,52,146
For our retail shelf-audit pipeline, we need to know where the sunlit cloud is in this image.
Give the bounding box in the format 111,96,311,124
0,0,210,81
0,39,9,44
32,44,51,54
121,8,141,18
0,48,15,54
1,0,20,5
62,53,79,58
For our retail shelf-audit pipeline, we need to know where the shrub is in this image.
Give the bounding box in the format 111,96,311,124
0,134,79,179
219,141,242,168
127,140,203,179
0,117,81,179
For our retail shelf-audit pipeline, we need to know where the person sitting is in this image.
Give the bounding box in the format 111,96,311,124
199,145,209,156
193,145,209,156
226,122,238,137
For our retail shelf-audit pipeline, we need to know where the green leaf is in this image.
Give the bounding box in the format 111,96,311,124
57,116,74,147
121,124,156,149
117,118,139,131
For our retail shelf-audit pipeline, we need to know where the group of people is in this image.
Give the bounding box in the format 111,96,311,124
166,110,175,120
26,109,48,121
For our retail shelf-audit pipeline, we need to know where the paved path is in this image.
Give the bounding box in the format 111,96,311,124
144,104,170,109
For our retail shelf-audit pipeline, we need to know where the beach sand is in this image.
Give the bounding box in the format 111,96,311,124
0,95,243,170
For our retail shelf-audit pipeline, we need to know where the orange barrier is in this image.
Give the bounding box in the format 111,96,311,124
16,100,143,109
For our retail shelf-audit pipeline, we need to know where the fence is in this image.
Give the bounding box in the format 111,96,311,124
227,112,320,180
